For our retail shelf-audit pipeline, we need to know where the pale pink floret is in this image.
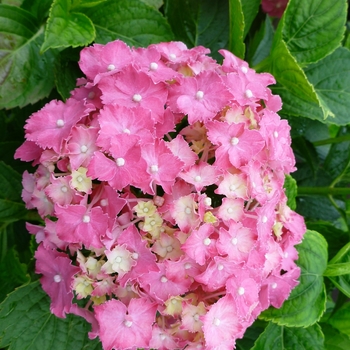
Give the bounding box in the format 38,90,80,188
94,298,157,350
35,244,80,318
202,294,244,349
24,98,92,153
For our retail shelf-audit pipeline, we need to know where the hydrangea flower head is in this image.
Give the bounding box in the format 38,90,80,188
16,39,306,349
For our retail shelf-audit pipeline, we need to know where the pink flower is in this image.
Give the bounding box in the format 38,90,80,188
94,298,157,350
202,294,244,349
24,98,92,153
35,244,80,318
168,71,232,124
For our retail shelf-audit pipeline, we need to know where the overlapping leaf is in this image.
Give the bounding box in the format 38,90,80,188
85,0,173,47
0,5,56,109
0,281,101,350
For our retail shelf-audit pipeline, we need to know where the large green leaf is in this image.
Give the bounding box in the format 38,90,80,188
85,0,173,47
0,246,30,302
304,47,350,126
321,323,350,350
260,230,328,327
0,281,102,349
328,302,350,337
164,0,228,59
241,0,260,39
252,322,325,350
0,4,56,109
283,0,347,66
0,161,26,222
41,0,96,52
248,16,274,67
228,0,245,59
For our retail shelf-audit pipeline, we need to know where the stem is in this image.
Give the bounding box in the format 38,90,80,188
297,187,350,196
312,135,350,146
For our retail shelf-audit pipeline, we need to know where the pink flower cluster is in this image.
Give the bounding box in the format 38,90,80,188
16,40,305,349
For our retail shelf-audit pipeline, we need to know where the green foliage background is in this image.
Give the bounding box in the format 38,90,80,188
1,0,350,348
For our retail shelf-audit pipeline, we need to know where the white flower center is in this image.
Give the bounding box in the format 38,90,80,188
80,145,88,153
100,199,108,206
217,263,224,271
245,89,253,98
194,313,200,321
61,186,68,193
53,274,61,283
107,64,115,71
231,237,238,245
213,318,221,326
123,128,131,134
169,53,176,60
262,216,268,223
160,276,168,283
83,215,90,223
241,66,248,74
274,131,279,138
166,246,173,252
132,94,142,102
149,62,158,70
203,237,211,246
185,207,191,215
272,282,278,289
56,119,65,128
116,157,125,166
124,320,133,327
150,164,159,173
184,263,192,269
238,287,245,295
77,175,83,183
194,175,202,182
230,137,239,145
132,252,139,260
196,90,204,100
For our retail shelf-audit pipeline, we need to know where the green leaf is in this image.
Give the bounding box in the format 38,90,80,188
248,16,274,67
326,246,350,298
85,0,173,47
71,0,107,9
0,281,102,349
21,0,53,22
328,302,350,336
284,174,297,210
304,47,350,126
0,246,30,302
164,0,228,59
140,0,163,9
236,320,267,350
0,161,26,222
241,0,260,39
41,0,95,52
0,4,56,109
306,221,349,260
324,263,350,277
283,0,347,66
0,161,22,202
252,322,325,350
321,323,350,350
324,127,350,180
54,48,83,100
260,230,328,327
228,0,245,58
